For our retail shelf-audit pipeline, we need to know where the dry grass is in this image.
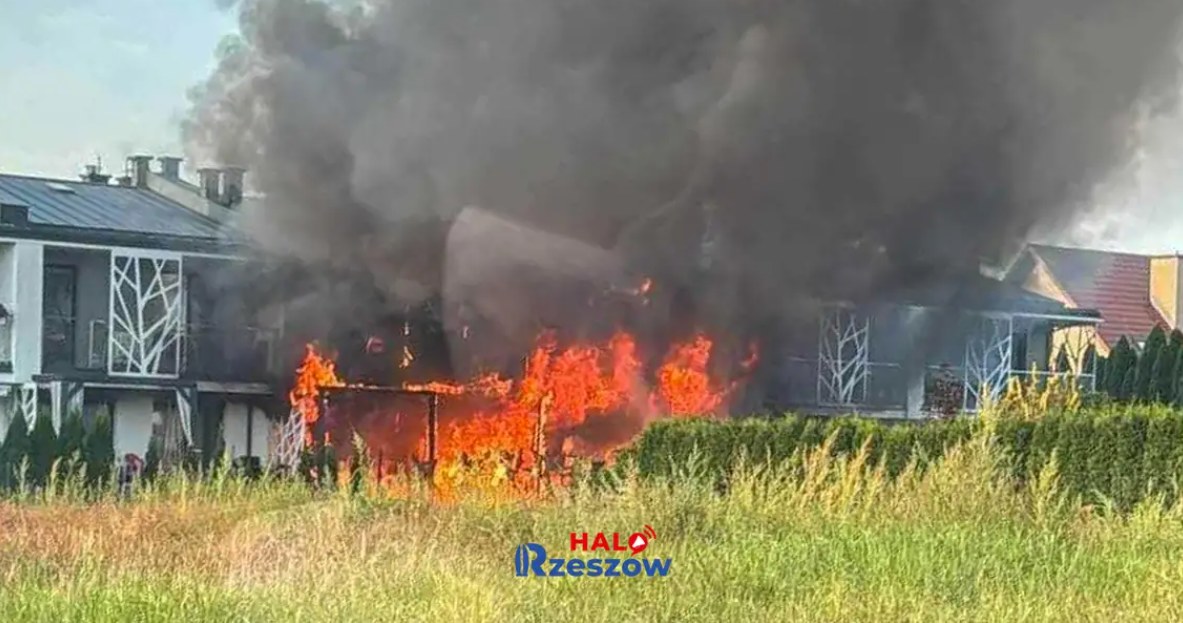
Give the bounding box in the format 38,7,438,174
3,434,1183,622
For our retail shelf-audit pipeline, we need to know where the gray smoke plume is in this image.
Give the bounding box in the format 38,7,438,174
186,0,1183,349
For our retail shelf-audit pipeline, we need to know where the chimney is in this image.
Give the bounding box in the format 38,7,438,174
197,168,221,203
220,167,245,207
79,164,111,185
157,156,182,180
116,175,133,187
126,155,152,188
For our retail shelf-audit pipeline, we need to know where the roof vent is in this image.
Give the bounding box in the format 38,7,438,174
45,182,76,194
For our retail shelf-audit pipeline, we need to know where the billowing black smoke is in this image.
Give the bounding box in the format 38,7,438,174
186,0,1183,363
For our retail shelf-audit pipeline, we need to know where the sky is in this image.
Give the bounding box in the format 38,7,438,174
0,0,1181,255
0,0,235,181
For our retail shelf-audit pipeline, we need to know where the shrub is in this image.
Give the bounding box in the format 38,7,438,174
630,404,1183,513
0,413,31,491
27,412,58,488
84,412,115,489
143,436,162,482
56,410,85,480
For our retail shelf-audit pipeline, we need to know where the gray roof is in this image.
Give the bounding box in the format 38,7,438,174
0,173,232,241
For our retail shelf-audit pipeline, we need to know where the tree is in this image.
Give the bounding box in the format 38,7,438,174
1172,344,1183,406
1155,331,1183,402
143,436,161,482
84,412,115,489
1135,326,1167,402
1120,362,1138,403
57,410,86,481
27,412,58,488
1107,337,1135,398
1,413,31,491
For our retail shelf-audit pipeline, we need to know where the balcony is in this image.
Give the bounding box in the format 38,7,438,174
41,315,106,374
182,324,278,383
41,317,277,383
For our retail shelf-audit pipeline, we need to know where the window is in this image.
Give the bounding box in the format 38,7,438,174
42,265,77,368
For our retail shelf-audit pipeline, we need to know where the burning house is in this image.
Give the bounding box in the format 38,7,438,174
181,1,1183,481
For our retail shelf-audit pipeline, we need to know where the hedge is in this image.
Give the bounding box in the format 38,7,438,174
629,406,1183,511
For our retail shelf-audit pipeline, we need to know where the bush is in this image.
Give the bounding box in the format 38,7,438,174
56,410,85,481
630,405,1183,513
27,412,58,488
84,412,115,489
0,413,31,491
632,415,974,484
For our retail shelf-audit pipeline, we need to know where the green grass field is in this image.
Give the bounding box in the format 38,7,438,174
3,437,1183,622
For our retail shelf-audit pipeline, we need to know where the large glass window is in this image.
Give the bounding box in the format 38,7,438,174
42,265,77,368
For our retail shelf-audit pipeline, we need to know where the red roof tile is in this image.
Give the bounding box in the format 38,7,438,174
1031,245,1168,347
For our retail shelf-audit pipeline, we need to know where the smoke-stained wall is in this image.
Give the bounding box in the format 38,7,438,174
186,0,1183,348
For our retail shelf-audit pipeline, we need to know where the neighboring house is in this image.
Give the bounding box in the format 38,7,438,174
762,271,1102,419
1006,244,1176,358
0,156,280,465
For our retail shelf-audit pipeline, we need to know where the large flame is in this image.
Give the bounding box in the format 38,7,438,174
289,325,756,498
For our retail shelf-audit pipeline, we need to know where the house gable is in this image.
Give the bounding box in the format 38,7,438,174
1019,244,1167,350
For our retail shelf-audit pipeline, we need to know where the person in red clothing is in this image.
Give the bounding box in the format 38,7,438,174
117,453,144,498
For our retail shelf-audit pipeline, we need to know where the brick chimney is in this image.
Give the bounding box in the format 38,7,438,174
197,168,221,203
126,155,153,188
157,156,182,180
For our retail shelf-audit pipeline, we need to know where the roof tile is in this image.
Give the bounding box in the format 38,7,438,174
1031,244,1167,346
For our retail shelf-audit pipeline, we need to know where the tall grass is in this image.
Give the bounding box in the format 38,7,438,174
3,431,1183,622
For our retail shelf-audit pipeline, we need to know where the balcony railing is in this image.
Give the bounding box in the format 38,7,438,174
773,356,1095,416
42,317,278,382
41,315,105,373
182,324,278,383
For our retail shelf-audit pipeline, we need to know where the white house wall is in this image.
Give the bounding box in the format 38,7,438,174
11,241,43,382
113,394,155,460
222,402,270,460
0,243,15,380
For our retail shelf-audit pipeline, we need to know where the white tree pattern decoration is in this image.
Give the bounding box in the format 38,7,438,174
271,408,306,470
963,316,1014,411
173,388,195,446
19,383,37,429
818,308,870,405
49,381,63,433
109,253,184,377
65,383,84,419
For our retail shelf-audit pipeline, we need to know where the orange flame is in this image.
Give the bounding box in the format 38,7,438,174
289,328,757,498
288,343,345,445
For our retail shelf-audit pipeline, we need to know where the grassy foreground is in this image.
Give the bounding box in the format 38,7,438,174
3,436,1183,622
